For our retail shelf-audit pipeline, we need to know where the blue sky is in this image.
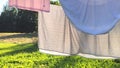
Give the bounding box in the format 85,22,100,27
0,0,8,13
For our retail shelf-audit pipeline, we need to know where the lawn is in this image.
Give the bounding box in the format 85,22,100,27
0,33,120,68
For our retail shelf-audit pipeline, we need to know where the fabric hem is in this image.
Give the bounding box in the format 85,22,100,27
39,49,118,59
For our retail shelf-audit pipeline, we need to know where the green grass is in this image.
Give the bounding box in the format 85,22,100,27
0,33,120,68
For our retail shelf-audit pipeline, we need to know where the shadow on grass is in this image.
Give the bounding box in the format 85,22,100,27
50,56,120,68
49,56,80,68
0,33,37,40
0,43,39,57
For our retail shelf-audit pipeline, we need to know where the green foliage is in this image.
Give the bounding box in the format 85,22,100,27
0,6,38,33
16,9,38,33
0,6,18,32
0,1,60,33
0,42,120,68
50,1,60,5
0,33,120,68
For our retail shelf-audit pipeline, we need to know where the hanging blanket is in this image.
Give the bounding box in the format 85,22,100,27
59,0,120,35
9,0,50,12
38,5,120,59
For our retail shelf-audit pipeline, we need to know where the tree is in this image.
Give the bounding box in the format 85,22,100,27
16,9,38,33
0,6,18,32
0,5,38,33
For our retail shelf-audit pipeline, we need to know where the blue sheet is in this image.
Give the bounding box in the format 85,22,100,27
60,0,120,35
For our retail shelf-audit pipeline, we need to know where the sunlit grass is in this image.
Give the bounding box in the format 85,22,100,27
0,33,120,68
0,33,37,44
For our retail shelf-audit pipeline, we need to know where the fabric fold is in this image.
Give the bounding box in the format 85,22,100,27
9,0,50,12
38,5,120,59
59,0,120,35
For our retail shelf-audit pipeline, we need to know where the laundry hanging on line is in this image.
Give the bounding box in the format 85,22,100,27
9,0,50,12
38,5,120,59
60,0,120,35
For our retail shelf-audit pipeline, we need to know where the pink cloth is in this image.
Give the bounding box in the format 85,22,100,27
9,0,50,12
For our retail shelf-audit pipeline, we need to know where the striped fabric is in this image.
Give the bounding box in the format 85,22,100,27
9,0,50,12
38,5,120,59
